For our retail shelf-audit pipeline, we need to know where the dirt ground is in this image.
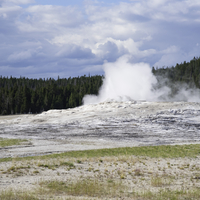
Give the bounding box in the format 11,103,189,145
1,155,200,197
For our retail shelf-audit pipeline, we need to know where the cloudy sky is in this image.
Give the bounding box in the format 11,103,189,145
0,0,200,79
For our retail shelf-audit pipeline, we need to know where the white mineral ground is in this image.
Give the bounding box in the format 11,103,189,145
0,100,200,158
1,100,200,197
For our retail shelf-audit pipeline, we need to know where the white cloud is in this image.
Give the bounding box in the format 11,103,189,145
0,0,200,78
0,3,21,14
17,5,84,32
8,50,32,61
55,44,95,59
9,0,35,4
162,46,179,54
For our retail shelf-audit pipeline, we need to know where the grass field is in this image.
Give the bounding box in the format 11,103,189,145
0,138,28,148
0,143,200,163
1,144,200,199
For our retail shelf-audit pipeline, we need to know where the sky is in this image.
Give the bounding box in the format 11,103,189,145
0,0,200,79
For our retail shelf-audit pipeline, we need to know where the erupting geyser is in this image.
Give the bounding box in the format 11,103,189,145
83,56,200,104
83,56,160,104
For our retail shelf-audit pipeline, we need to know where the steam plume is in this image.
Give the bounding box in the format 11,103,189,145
83,56,158,104
83,56,200,105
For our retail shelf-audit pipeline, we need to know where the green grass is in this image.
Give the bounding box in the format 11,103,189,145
0,190,38,200
1,143,200,163
33,144,200,159
150,176,173,187
2,187,200,200
135,189,200,200
39,178,200,199
39,178,126,198
0,138,28,148
60,161,75,168
37,161,75,170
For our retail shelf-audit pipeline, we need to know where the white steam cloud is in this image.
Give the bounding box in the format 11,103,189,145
83,56,200,105
83,56,159,104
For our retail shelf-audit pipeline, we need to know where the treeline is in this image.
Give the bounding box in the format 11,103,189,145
0,75,103,115
152,56,200,98
152,56,200,88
